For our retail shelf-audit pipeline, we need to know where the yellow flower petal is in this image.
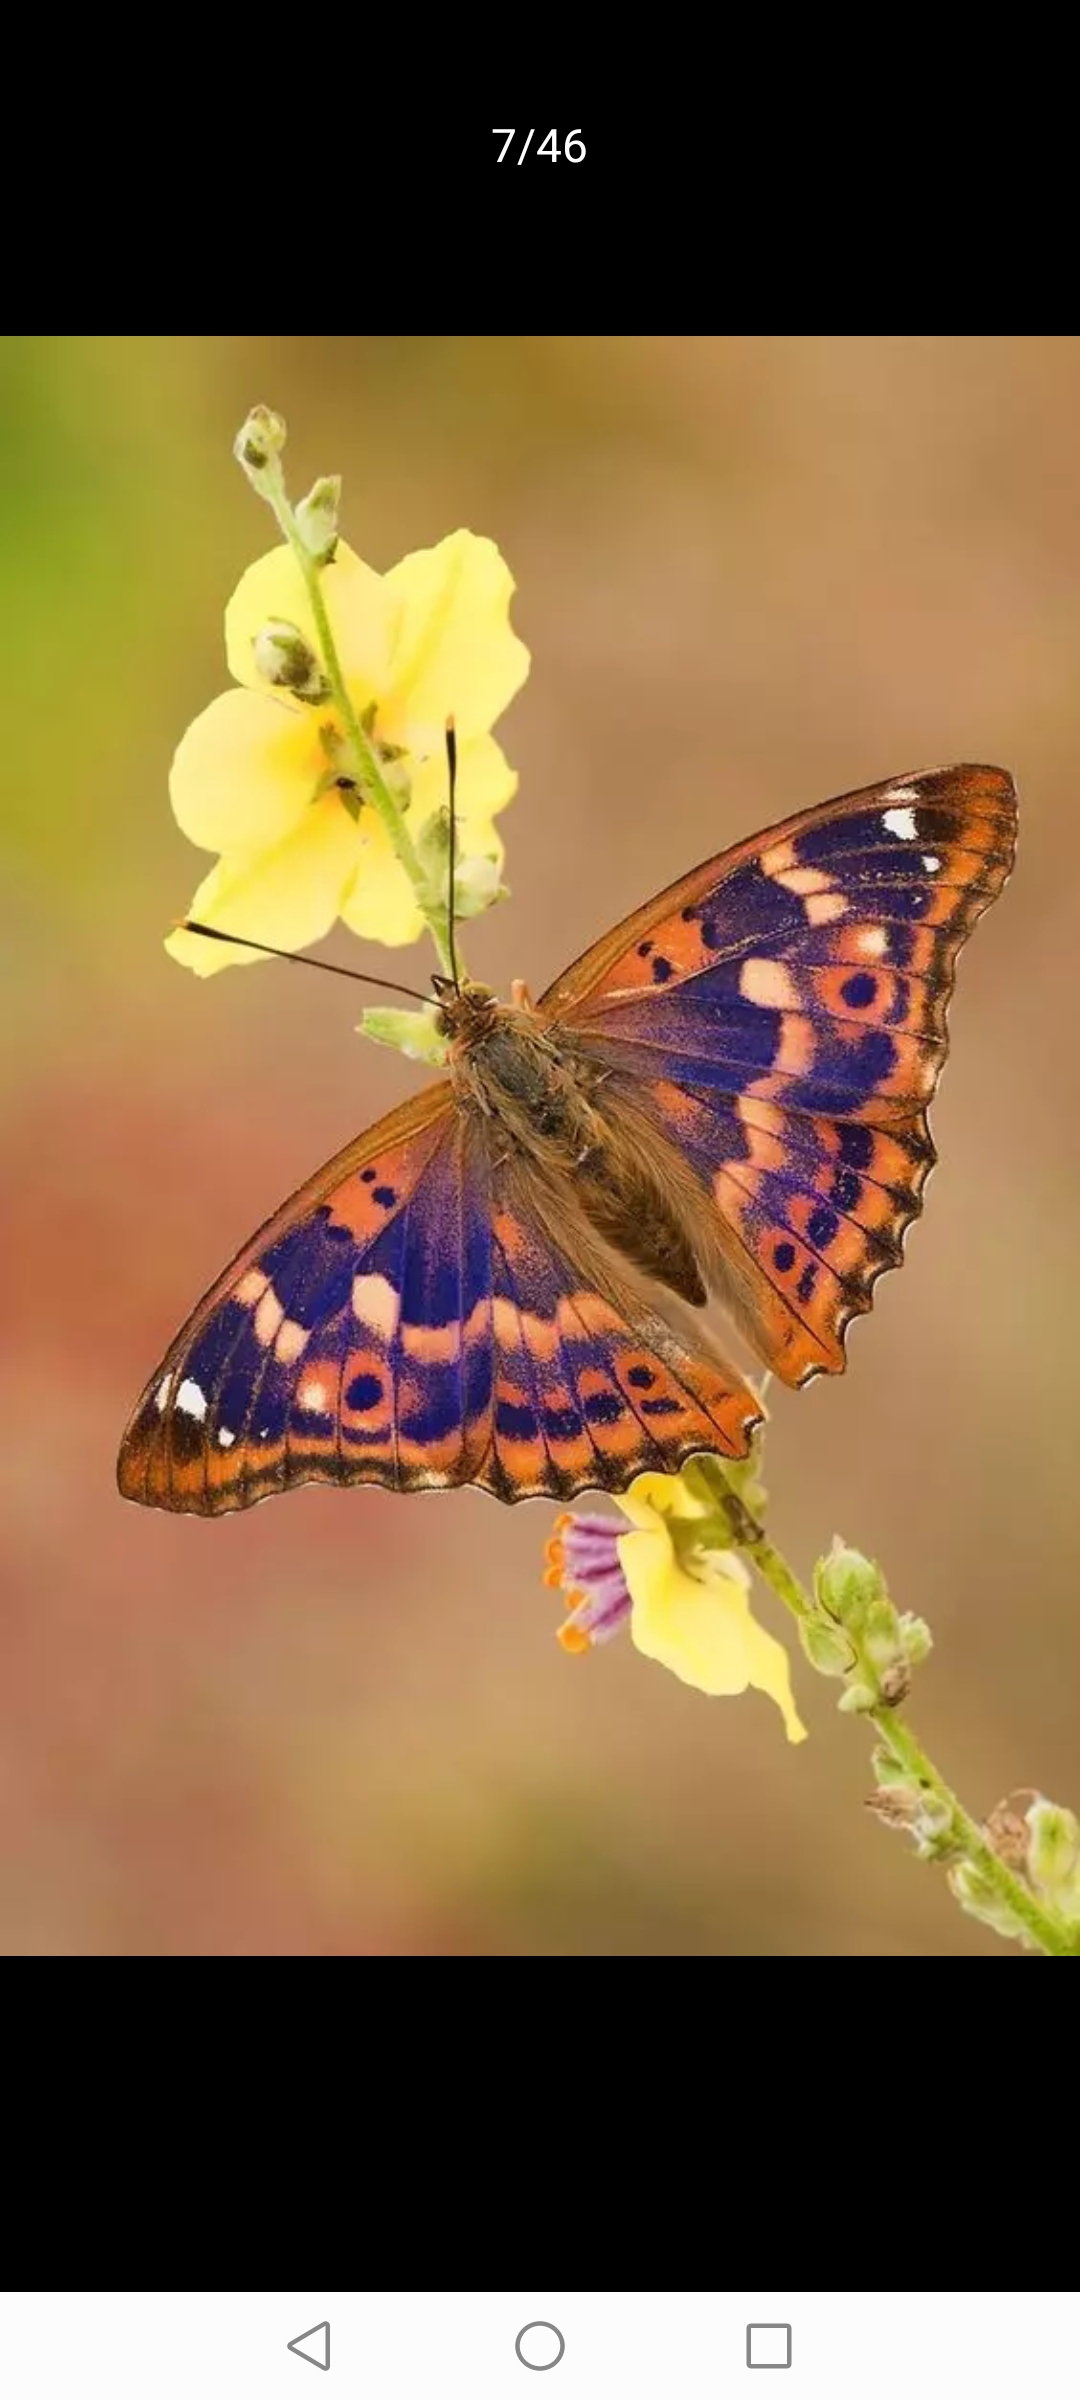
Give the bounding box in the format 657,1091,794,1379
224,540,396,701
338,815,427,948
170,686,322,853
616,1470,711,1535
408,731,517,842
166,798,361,976
619,1529,808,1741
379,531,530,749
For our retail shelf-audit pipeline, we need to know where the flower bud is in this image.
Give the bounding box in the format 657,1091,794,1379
234,404,287,478
913,1809,961,1862
838,1680,877,1714
799,1618,856,1677
866,1773,954,1858
861,1597,905,1672
253,620,327,702
296,474,342,566
871,1743,912,1789
983,1796,1032,1871
1025,1798,1080,1897
453,854,507,918
814,1538,887,1629
899,1613,933,1667
948,1859,1032,1944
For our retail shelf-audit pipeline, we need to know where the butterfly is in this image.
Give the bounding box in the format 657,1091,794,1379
118,763,1017,1515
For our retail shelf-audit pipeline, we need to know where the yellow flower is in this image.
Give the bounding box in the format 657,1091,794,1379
166,529,529,973
544,1472,807,1743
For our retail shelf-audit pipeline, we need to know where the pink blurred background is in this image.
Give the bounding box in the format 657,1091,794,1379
3,334,1077,1953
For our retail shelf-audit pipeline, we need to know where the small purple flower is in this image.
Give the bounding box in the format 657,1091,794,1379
544,1511,632,1651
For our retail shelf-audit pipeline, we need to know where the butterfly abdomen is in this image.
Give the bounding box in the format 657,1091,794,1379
575,1140,708,1306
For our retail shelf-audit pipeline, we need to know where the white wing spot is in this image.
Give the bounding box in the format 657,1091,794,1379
218,1426,236,1449
740,956,800,1010
882,805,918,841
352,1272,400,1339
923,853,941,873
254,1285,285,1348
155,1376,172,1414
176,1378,208,1421
806,889,847,926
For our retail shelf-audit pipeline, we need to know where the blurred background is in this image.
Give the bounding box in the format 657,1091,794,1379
2,333,1077,1955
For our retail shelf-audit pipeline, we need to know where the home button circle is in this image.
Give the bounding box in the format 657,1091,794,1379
516,2324,566,2371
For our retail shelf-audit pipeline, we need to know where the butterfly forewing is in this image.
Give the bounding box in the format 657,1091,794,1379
541,766,1017,1386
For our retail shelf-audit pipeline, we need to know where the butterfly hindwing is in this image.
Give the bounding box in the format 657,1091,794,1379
118,1082,456,1512
597,1074,935,1383
541,765,1017,1386
475,1163,760,1499
118,1086,761,1515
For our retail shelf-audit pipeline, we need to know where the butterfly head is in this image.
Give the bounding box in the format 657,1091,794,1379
430,975,499,1049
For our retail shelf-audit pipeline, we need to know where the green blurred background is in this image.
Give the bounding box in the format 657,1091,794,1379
3,333,1077,1955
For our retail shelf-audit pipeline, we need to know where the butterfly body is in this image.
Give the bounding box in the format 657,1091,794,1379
119,764,1018,1516
441,986,709,1306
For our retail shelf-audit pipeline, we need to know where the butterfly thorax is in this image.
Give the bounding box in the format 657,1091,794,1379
437,984,600,1137
437,983,709,1306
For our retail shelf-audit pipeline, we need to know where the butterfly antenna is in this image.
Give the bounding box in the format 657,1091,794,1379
445,714,462,994
178,922,433,1005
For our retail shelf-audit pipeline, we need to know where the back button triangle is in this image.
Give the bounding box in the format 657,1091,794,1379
288,2322,330,2372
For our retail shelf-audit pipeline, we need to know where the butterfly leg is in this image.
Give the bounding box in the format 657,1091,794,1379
510,978,536,1010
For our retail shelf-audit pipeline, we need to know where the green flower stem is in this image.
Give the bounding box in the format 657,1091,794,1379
692,1456,1075,1956
247,444,459,980
743,1523,814,1627
863,1709,1076,1955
